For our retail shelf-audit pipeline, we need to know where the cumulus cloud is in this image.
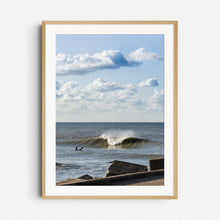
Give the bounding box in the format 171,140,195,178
146,89,164,111
56,81,78,98
116,85,143,106
56,79,165,112
56,79,165,121
56,79,144,113
86,78,122,92
56,48,162,75
128,48,162,62
138,78,159,87
56,50,140,75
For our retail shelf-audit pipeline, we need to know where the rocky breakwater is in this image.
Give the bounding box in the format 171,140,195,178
57,158,164,186
149,158,164,170
106,160,148,177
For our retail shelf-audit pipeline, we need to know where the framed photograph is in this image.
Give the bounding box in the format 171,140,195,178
42,21,178,199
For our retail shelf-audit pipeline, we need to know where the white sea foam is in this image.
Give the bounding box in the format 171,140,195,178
100,130,136,146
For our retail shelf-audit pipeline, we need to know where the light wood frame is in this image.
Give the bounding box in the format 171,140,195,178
42,20,178,199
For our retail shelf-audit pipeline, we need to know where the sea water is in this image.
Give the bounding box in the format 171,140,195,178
56,122,164,182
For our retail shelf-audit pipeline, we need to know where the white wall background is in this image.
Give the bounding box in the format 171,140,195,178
0,0,220,219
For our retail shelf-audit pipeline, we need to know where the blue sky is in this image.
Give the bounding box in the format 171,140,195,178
56,34,164,122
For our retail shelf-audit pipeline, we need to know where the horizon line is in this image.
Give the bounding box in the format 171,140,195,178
56,121,164,123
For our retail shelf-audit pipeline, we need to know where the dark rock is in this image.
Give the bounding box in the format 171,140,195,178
56,162,62,166
149,158,164,170
106,160,148,177
78,174,93,180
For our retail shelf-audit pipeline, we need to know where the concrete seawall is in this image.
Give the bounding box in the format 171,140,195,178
57,169,164,186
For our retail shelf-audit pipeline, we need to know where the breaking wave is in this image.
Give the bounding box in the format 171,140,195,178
57,130,159,148
100,130,136,145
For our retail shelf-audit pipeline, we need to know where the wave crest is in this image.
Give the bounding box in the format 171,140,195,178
100,130,136,146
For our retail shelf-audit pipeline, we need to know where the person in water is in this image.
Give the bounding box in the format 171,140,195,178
75,146,84,151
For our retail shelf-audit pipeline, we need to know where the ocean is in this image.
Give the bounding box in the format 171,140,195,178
56,122,164,182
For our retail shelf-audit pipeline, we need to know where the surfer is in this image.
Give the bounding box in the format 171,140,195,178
75,146,84,151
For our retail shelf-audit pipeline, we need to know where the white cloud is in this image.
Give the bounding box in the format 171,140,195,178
56,79,164,111
138,78,159,87
56,79,144,112
56,79,164,122
56,48,162,75
86,78,122,92
56,50,140,75
56,81,78,98
128,48,162,62
146,89,164,111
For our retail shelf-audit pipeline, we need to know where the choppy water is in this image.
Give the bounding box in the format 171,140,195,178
56,122,164,182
